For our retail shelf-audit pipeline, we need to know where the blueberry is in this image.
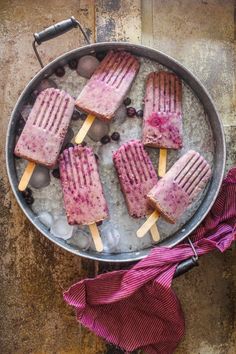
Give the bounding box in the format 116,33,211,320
136,109,143,118
96,52,107,61
100,135,110,144
68,58,78,70
94,153,99,161
25,195,34,205
55,66,65,77
126,107,136,117
81,141,87,147
52,168,60,179
22,188,32,198
65,143,74,149
111,132,120,141
123,97,131,106
31,90,39,102
22,188,34,205
80,113,87,121
72,109,81,121
96,220,103,226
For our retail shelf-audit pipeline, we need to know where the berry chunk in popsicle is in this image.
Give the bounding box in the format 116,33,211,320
59,146,108,251
113,140,160,241
147,150,212,224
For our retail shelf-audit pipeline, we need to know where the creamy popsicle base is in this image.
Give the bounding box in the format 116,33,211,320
147,150,211,224
14,88,75,167
113,140,158,218
143,71,183,149
75,51,140,121
59,145,109,225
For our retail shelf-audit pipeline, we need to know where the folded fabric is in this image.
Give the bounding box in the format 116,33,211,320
64,168,236,354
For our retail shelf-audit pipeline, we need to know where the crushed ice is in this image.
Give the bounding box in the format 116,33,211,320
20,104,32,122
50,215,74,240
101,223,120,253
37,211,54,229
113,104,127,124
67,229,92,251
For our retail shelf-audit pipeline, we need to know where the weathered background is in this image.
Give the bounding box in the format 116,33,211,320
0,0,235,353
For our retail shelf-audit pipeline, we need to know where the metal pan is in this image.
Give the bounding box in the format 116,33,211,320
6,18,226,264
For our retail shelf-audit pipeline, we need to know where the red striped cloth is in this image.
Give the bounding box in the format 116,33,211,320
64,168,236,354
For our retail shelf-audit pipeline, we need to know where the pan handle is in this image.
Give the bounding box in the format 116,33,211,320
174,237,199,278
174,257,199,278
32,16,90,68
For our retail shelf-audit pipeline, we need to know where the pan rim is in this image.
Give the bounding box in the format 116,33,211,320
6,42,226,262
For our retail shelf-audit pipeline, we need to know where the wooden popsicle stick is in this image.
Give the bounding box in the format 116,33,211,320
149,223,160,242
88,223,103,252
75,114,96,144
158,148,167,177
137,210,159,238
18,161,36,191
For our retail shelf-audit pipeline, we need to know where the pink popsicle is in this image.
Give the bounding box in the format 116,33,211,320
147,150,212,224
113,140,158,218
59,145,109,225
142,71,183,149
75,51,140,121
14,88,75,167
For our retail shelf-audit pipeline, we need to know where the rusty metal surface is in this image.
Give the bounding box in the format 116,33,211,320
0,1,235,353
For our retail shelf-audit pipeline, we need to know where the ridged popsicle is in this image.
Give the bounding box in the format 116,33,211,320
147,150,212,224
75,51,140,121
113,140,158,218
59,145,109,225
142,71,183,149
14,88,75,167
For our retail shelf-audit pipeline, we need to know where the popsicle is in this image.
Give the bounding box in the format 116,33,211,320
15,88,75,190
75,51,140,144
137,150,211,237
59,145,109,251
113,140,160,241
142,71,183,177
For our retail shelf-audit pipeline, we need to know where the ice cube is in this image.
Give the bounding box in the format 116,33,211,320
20,104,32,122
77,55,100,79
37,211,53,228
88,119,110,142
67,229,92,251
113,104,127,124
98,141,117,167
101,223,120,253
62,127,74,148
29,165,50,189
50,215,74,240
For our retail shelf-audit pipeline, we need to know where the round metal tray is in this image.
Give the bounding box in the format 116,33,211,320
6,41,226,262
